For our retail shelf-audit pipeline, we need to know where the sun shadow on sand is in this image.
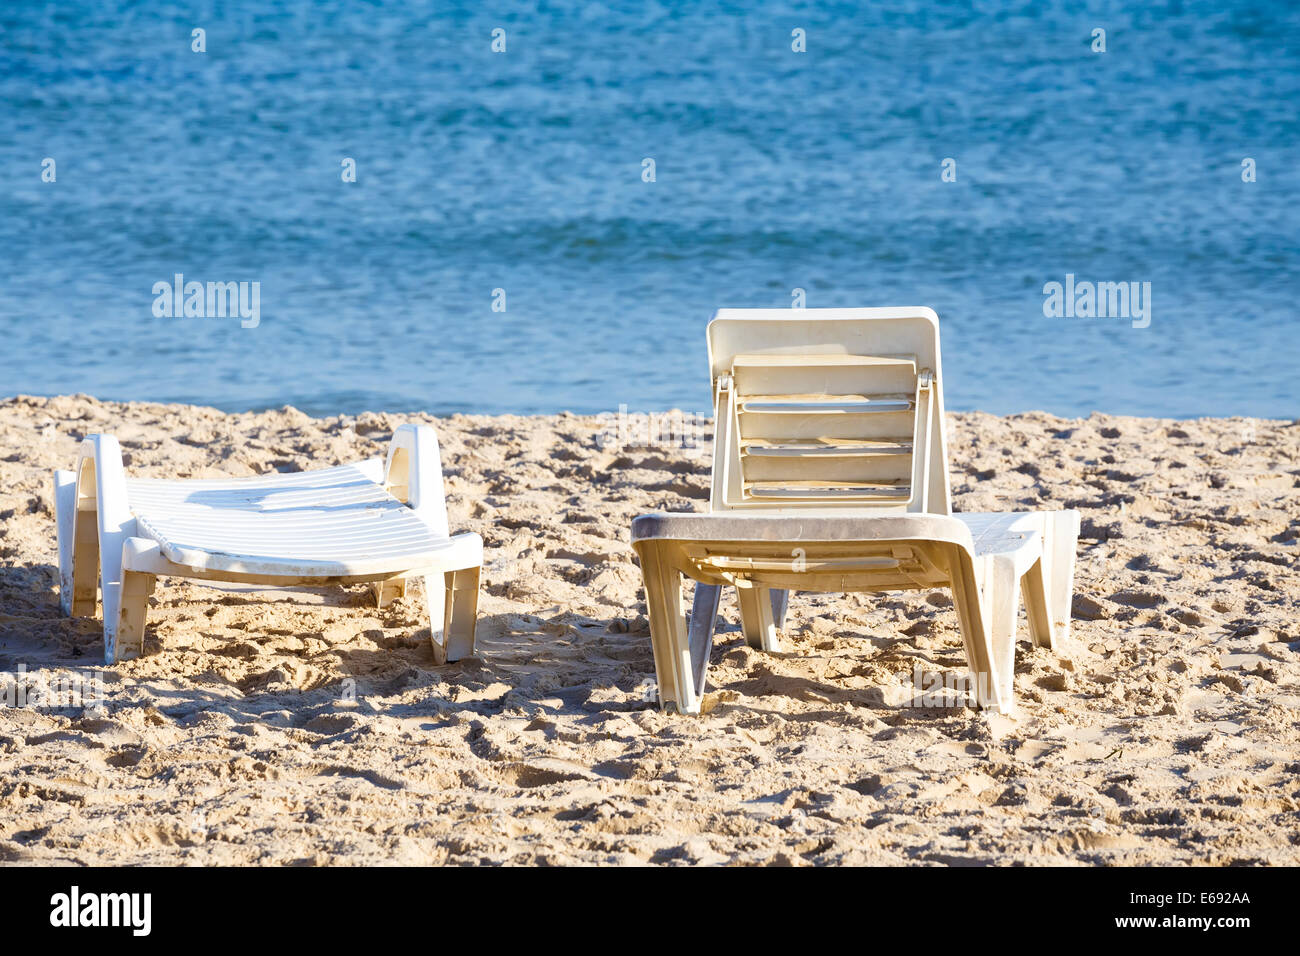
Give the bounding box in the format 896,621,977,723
3,603,656,730
6,563,994,731
0,563,63,617
0,563,110,667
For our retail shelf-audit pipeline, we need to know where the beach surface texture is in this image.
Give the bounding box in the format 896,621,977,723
0,395,1297,865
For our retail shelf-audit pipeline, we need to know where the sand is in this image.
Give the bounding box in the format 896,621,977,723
0,394,1297,866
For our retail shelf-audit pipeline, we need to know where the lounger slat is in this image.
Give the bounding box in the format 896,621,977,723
699,555,902,572
730,353,917,370
744,480,911,500
741,437,913,457
741,395,915,414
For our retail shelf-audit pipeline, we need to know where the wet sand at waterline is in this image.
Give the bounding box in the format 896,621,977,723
0,395,1297,865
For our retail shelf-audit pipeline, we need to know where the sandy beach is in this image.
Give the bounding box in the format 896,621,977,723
0,394,1297,866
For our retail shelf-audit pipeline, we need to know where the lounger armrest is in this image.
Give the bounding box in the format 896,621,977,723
70,434,140,659
383,424,450,537
74,434,133,528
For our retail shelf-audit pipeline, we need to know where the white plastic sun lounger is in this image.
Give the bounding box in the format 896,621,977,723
630,307,1080,714
54,424,483,664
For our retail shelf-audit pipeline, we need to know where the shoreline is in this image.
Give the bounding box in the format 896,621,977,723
5,393,1293,427
0,395,1297,865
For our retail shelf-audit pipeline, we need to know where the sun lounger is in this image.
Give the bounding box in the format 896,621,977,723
54,424,483,664
630,307,1080,714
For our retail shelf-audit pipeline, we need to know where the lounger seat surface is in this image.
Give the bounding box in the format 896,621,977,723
633,510,1044,557
123,460,472,577
632,511,975,549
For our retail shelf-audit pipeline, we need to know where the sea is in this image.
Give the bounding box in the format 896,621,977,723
3,1,1297,419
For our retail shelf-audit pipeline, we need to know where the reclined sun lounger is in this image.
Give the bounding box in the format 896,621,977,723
54,424,483,664
631,307,1080,714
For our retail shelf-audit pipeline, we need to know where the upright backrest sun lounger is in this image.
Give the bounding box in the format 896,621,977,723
54,424,483,665
631,308,1080,714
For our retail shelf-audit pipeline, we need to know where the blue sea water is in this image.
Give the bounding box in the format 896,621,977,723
2,1,1298,419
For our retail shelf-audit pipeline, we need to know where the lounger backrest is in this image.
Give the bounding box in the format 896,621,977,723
706,308,951,514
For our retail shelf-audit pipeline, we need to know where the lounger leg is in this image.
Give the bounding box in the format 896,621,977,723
99,539,131,664
639,543,699,714
737,584,781,653
55,469,99,617
949,549,1010,713
113,566,155,662
423,570,450,664
55,470,75,612
769,588,790,630
371,576,408,608
687,583,722,699
1043,510,1081,645
441,566,480,662
1021,557,1054,650
978,553,1020,707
